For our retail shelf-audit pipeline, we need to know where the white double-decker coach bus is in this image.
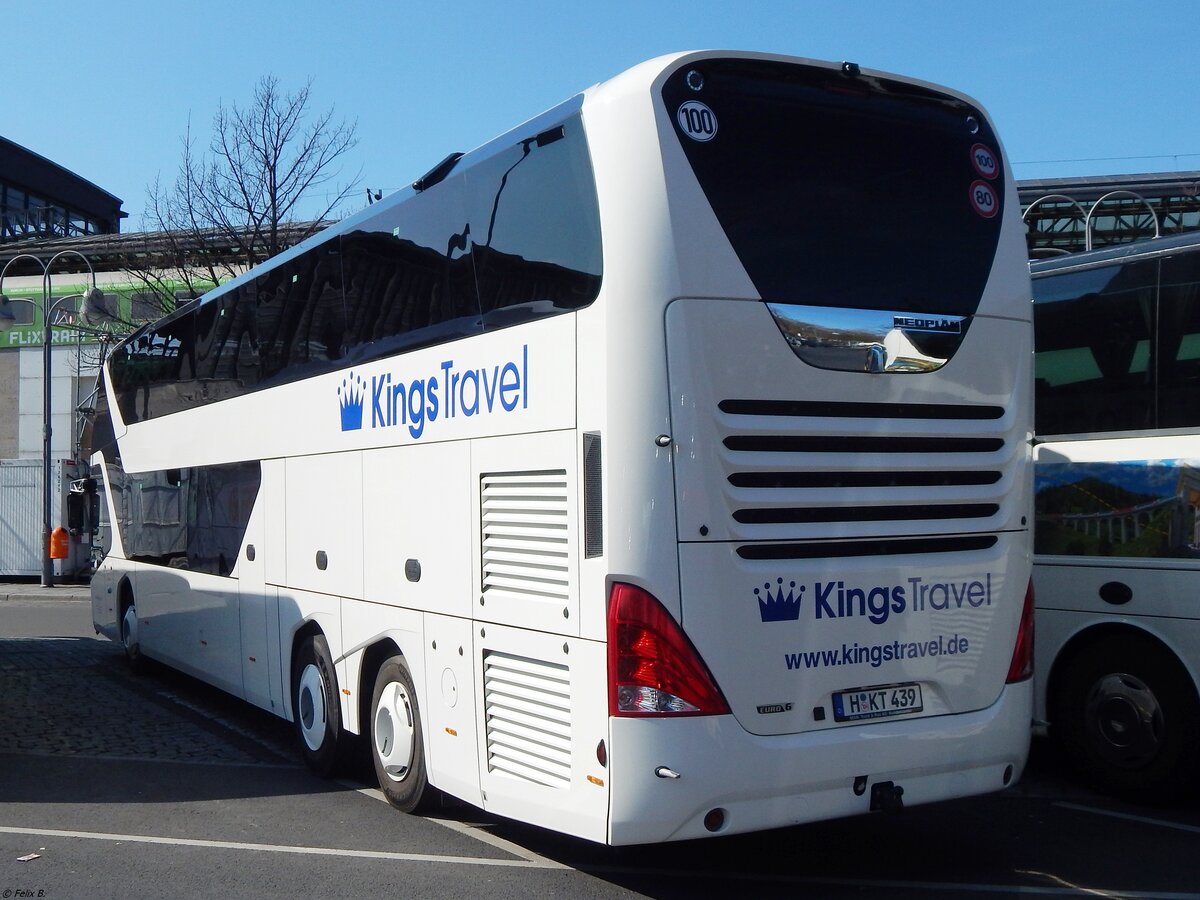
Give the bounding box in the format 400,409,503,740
87,51,1034,844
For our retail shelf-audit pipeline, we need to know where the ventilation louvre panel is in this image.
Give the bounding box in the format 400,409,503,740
483,651,572,788
481,470,570,604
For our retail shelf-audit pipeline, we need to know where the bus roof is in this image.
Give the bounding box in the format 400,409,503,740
1030,231,1200,276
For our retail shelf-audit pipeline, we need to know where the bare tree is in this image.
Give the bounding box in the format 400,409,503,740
135,76,359,307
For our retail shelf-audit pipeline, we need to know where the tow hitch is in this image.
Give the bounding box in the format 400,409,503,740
869,781,905,813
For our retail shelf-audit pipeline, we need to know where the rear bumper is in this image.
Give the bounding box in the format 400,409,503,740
607,678,1032,844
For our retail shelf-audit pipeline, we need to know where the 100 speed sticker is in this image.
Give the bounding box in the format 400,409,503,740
677,101,717,142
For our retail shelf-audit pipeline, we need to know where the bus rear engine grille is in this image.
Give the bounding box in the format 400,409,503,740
723,435,1004,454
718,398,1011,536
737,535,999,560
732,503,999,524
718,399,1006,420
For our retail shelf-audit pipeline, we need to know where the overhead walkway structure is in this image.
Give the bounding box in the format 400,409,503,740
1019,171,1200,258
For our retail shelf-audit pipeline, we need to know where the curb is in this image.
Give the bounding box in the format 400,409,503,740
0,585,91,602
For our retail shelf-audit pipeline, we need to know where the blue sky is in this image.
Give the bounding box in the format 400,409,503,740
8,1,1198,226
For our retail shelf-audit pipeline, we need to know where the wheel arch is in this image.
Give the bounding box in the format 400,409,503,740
286,619,328,725
115,574,144,671
360,637,440,813
357,638,404,737
1045,621,1200,729
117,576,135,618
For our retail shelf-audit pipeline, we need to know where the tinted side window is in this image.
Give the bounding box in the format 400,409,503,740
339,169,480,367
82,377,117,462
187,462,261,575
108,116,602,422
1034,259,1156,435
1154,252,1200,429
110,310,196,423
104,458,260,576
255,246,347,384
464,119,602,326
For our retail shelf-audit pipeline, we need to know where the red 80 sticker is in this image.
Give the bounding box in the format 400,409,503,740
969,180,999,218
970,143,999,179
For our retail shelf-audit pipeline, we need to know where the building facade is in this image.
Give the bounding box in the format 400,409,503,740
0,138,127,465
0,137,125,243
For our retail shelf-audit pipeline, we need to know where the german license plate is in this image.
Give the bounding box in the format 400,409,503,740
832,682,923,722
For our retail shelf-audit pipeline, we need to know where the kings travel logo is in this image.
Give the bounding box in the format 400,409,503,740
337,345,529,439
755,573,994,626
756,579,803,622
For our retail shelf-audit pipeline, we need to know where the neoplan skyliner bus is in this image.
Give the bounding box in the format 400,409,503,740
87,51,1035,844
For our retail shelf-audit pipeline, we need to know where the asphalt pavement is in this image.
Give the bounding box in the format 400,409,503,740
4,589,1200,898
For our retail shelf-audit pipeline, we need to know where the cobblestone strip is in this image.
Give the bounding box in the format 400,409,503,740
0,637,299,767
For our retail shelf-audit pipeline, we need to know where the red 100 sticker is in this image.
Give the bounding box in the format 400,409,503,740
970,143,999,179
970,180,999,218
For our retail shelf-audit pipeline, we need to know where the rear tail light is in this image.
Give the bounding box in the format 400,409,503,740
1006,578,1035,683
607,582,730,717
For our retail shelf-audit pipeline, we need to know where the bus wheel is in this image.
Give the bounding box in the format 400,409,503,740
1055,635,1200,801
120,596,145,674
293,634,342,777
370,656,436,813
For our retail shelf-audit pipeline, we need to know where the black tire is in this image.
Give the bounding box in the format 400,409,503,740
1053,634,1200,801
119,594,146,674
292,633,343,777
369,655,436,813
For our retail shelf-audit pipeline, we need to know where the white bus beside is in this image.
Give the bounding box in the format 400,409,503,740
88,51,1034,844
1032,231,1200,800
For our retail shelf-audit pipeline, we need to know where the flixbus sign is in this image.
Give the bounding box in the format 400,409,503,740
1,326,103,348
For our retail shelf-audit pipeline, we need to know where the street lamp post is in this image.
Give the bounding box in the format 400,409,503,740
0,251,101,587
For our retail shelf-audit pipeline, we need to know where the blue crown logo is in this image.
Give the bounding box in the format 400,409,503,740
755,578,802,623
338,372,366,431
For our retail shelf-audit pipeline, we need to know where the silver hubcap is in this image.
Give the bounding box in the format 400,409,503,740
1085,672,1164,769
374,680,416,783
121,606,139,657
297,663,328,752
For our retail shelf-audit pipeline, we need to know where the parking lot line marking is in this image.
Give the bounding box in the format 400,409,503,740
337,779,567,869
426,815,567,868
1016,868,1149,899
0,825,564,869
1056,802,1200,836
3,824,1198,896
344,783,388,803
